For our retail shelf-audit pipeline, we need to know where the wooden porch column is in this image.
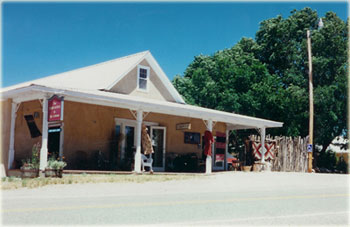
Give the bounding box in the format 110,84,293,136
39,96,49,172
134,109,143,173
224,129,229,171
206,119,213,174
8,101,19,169
260,127,266,163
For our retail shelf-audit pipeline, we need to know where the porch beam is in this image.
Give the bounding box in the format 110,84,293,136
13,92,47,103
10,85,282,129
206,119,213,174
39,96,49,172
8,102,19,169
134,109,143,173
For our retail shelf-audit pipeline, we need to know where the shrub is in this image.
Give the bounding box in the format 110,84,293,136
47,155,67,170
21,142,41,170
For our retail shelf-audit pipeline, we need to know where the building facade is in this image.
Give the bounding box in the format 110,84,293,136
1,51,283,174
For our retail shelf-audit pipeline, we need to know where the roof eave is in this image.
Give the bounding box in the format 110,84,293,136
1,85,283,129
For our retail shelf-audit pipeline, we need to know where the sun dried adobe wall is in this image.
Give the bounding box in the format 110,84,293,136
2,99,227,170
62,101,135,169
1,99,12,170
144,112,226,159
10,100,43,169
63,101,227,168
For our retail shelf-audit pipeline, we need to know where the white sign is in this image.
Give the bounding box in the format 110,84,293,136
307,144,313,152
176,123,191,130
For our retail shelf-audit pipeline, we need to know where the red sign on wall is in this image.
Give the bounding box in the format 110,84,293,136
48,95,63,122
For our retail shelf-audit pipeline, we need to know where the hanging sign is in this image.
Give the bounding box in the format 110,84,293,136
48,95,64,122
176,123,191,130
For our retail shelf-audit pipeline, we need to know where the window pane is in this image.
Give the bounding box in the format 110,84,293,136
140,68,147,79
139,78,147,90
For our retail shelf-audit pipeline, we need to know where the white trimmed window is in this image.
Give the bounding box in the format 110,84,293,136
137,65,150,91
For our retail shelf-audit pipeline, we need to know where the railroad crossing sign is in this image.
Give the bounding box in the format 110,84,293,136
252,141,275,161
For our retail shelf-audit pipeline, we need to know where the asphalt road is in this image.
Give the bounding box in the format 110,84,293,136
2,172,349,226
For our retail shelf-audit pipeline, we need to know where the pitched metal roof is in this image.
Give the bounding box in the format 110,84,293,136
1,51,283,129
1,51,185,103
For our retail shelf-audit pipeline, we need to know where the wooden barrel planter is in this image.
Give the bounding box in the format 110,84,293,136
21,168,39,178
56,169,63,178
242,165,252,172
45,168,56,177
45,168,63,178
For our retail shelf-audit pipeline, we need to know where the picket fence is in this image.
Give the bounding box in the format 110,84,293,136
249,135,309,172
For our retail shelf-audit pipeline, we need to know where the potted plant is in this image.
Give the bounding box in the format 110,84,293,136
45,155,67,178
20,143,40,178
241,138,253,172
45,156,56,177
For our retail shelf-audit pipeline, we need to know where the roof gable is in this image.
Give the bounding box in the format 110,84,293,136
105,51,185,104
108,59,177,102
1,51,185,104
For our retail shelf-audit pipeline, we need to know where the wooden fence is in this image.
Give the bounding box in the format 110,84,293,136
249,135,308,172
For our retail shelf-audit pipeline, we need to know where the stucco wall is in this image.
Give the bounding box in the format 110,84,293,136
3,99,226,170
109,59,176,102
13,100,43,168
63,101,135,169
57,101,226,169
1,99,12,170
144,112,226,159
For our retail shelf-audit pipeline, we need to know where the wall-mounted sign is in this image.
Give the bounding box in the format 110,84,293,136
48,95,64,122
176,123,191,130
184,132,200,144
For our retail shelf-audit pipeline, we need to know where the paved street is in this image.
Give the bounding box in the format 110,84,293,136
2,172,349,226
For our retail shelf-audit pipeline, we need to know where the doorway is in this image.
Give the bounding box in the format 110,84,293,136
213,131,226,171
150,126,166,172
115,118,166,171
48,126,62,159
124,125,135,170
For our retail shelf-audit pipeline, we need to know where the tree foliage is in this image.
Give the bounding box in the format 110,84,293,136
173,8,348,152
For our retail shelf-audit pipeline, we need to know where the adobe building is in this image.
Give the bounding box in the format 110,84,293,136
0,51,283,175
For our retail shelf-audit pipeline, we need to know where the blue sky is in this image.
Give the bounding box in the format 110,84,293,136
2,1,348,87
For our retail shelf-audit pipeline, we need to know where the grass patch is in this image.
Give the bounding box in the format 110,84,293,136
0,173,200,190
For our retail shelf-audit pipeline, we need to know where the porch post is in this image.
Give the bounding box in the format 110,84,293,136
8,102,18,169
134,109,143,173
260,127,266,163
39,96,49,172
225,129,229,171
206,119,213,174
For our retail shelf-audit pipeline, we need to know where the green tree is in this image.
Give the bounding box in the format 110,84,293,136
173,38,286,135
255,8,348,152
173,8,348,155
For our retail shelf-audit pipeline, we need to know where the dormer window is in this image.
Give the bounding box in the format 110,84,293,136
137,65,150,91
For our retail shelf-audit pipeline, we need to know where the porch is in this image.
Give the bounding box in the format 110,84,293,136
2,85,282,175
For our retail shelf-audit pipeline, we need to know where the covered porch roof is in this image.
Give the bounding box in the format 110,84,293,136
1,84,283,130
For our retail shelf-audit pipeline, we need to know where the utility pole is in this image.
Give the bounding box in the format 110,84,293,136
307,29,313,173
306,18,324,173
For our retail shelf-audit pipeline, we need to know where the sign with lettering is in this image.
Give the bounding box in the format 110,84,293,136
48,95,64,122
176,123,191,130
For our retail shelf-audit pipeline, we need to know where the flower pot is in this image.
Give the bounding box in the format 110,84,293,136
45,168,56,177
242,165,252,172
21,168,39,178
45,168,63,178
56,169,63,178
